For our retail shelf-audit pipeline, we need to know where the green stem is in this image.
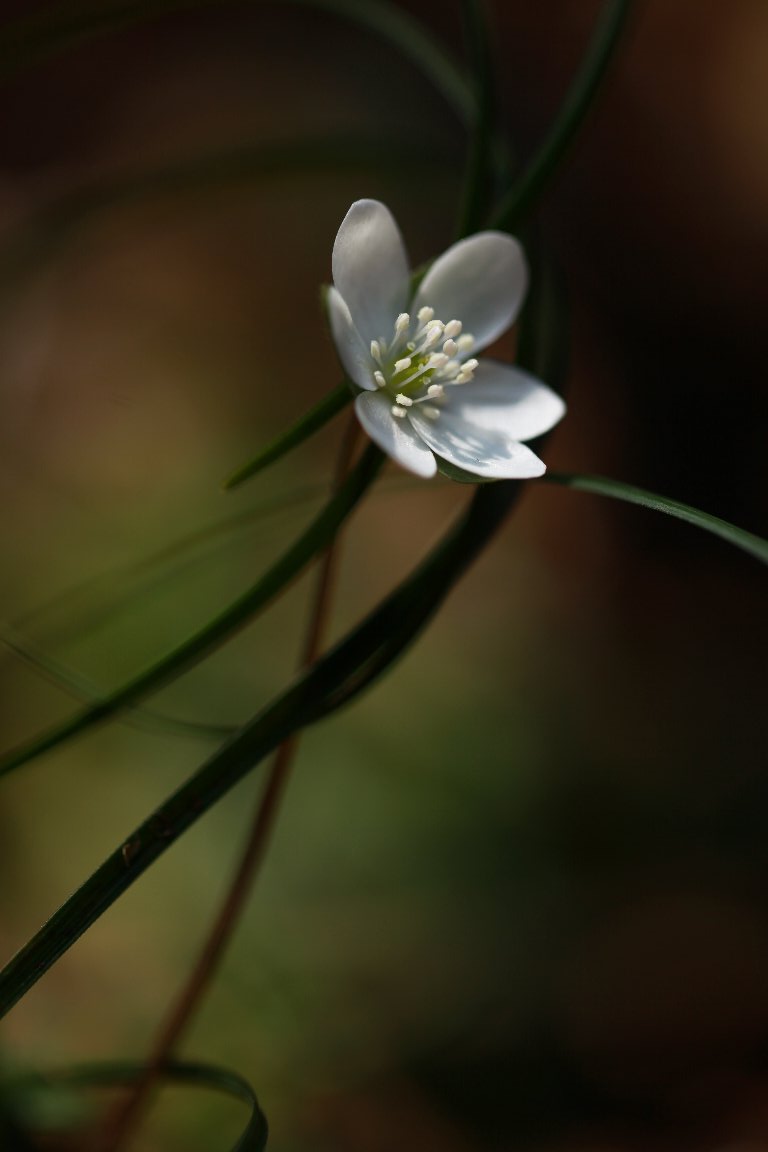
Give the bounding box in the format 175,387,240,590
17,1061,268,1152
0,480,519,1021
98,415,359,1152
456,0,495,238
543,472,768,565
489,0,634,232
223,382,351,490
0,443,383,779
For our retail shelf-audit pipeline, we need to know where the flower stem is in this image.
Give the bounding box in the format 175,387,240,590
489,0,635,232
0,439,381,780
96,413,361,1152
456,0,495,239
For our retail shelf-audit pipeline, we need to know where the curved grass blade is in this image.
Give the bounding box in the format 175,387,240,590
0,233,566,1020
0,0,202,78
490,0,635,232
13,1060,267,1151
0,0,472,127
0,443,383,779
456,0,495,238
7,484,324,647
1,626,234,743
224,383,351,491
543,473,768,565
295,0,473,124
0,135,452,302
0,482,520,1020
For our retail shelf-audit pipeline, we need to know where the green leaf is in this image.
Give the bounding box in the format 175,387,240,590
0,625,235,743
0,443,383,778
0,235,565,1018
490,0,635,232
10,1060,268,1151
288,0,473,124
0,135,453,301
455,0,495,238
223,383,352,490
0,0,201,78
543,472,768,565
0,483,521,1021
8,483,324,646
0,0,472,128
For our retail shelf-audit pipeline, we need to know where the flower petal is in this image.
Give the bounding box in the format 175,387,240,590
440,360,566,441
413,232,527,353
326,287,376,391
332,200,409,347
409,402,547,479
355,391,437,478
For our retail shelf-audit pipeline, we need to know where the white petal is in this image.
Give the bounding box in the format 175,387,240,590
326,287,376,391
409,403,547,480
413,232,527,353
355,392,437,478
440,360,566,441
332,200,409,347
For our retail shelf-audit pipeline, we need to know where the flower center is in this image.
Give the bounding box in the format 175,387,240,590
369,306,479,420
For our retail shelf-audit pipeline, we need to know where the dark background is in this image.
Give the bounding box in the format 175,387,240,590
0,2,766,1148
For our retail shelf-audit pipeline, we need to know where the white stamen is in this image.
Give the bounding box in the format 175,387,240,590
455,359,478,385
457,333,474,353
395,393,413,407
423,325,443,349
443,338,458,358
417,306,434,325
422,405,440,420
374,370,386,388
428,353,449,370
391,404,407,418
443,359,461,378
395,312,410,334
370,340,382,363
444,319,462,338
394,357,412,373
427,383,444,398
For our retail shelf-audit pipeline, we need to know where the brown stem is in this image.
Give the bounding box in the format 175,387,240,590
97,413,360,1152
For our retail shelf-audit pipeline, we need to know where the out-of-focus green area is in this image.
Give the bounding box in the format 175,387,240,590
0,2,766,1149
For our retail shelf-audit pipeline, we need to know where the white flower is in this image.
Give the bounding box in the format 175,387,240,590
327,199,565,480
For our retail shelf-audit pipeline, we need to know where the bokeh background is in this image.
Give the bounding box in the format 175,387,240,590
1,1,767,1148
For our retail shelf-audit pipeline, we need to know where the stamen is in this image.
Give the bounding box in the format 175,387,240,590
422,405,440,420
374,371,386,388
444,319,462,339
422,325,443,349
457,333,474,353
370,340,382,363
394,357,412,373
395,393,413,407
391,404,407,418
455,360,478,385
417,306,434,325
443,338,458,358
427,383,444,398
428,353,449,370
397,362,433,391
395,312,410,335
